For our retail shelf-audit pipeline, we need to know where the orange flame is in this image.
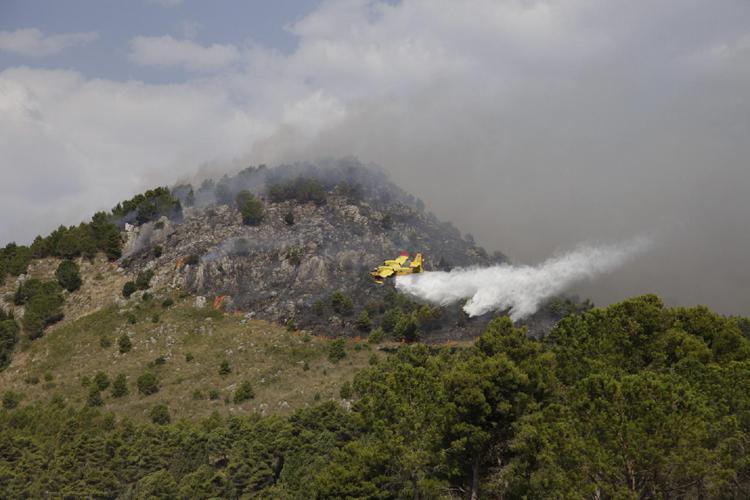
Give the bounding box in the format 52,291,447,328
213,295,226,310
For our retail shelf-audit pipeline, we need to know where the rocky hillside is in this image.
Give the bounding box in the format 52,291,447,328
122,161,525,339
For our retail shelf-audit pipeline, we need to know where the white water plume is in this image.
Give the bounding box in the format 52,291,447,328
395,238,651,321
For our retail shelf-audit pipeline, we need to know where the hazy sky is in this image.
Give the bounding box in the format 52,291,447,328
1,0,749,315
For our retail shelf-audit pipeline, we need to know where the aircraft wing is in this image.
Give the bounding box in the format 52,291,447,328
376,267,395,279
394,254,409,266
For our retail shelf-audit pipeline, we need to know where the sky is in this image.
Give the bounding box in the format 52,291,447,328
1,0,749,315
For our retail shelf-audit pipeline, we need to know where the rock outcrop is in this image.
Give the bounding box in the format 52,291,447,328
122,163,569,339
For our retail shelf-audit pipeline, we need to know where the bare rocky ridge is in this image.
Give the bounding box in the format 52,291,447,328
122,163,567,339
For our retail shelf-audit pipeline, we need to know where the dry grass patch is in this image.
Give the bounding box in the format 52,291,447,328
0,294,381,422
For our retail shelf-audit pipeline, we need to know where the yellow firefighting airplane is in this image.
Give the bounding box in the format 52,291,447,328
371,252,423,284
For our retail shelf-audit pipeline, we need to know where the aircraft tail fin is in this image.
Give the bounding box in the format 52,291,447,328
410,253,423,272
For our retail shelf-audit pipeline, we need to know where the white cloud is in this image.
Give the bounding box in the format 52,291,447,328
0,67,264,242
0,28,97,57
129,35,240,71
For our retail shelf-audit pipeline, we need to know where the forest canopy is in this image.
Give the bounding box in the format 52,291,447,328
1,295,749,498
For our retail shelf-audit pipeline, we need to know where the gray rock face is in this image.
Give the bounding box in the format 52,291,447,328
125,168,510,338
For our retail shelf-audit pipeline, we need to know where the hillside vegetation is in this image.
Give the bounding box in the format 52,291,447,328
2,295,750,498
0,294,380,422
2,164,749,497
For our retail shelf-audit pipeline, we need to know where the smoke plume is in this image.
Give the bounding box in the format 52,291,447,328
396,238,651,321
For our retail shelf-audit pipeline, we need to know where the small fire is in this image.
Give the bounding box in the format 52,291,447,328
213,295,226,310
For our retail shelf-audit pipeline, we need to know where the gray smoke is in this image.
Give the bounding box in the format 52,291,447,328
395,238,651,321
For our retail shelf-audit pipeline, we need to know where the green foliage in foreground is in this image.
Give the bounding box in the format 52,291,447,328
1,295,749,498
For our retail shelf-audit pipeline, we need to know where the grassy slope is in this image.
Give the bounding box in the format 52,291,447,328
0,294,381,422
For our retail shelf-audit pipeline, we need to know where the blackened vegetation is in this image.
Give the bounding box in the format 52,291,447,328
268,177,328,206
123,160,576,340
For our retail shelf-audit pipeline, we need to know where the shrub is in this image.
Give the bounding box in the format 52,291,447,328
99,335,112,348
286,248,302,266
135,270,154,290
340,381,353,399
303,361,310,371
24,375,39,385
0,319,19,369
394,312,421,342
137,372,159,395
368,327,385,344
14,278,43,305
312,300,326,316
93,371,110,390
153,245,163,257
118,334,132,354
122,281,137,298
44,372,53,382
236,191,265,225
185,254,200,266
16,280,64,339
365,300,385,315
355,310,372,332
219,359,231,376
185,352,194,362
150,404,170,425
161,297,174,308
233,381,255,403
87,387,103,407
151,313,159,323
328,339,346,363
285,319,297,332
381,213,393,230
192,390,204,400
55,260,82,292
330,291,353,316
381,308,403,333
268,177,327,205
208,389,220,400
284,210,295,225
3,390,21,409
22,312,45,340
111,374,128,398
143,292,153,302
